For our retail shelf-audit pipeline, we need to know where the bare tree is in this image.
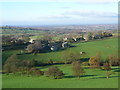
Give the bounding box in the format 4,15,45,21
103,62,111,79
72,61,85,79
108,54,118,66
62,50,80,64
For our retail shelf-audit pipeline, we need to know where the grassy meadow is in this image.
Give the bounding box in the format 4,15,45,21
2,38,118,63
2,37,119,88
2,64,119,88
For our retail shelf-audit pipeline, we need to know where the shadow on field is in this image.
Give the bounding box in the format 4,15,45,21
90,75,120,79
81,75,97,77
16,52,32,55
37,63,65,69
112,68,120,72
64,75,75,78
80,58,90,62
64,75,97,79
114,69,120,72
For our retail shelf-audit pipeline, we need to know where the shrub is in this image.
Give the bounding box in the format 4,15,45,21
44,66,64,79
108,54,119,66
29,67,44,76
82,62,89,66
103,63,111,71
47,59,54,65
89,53,101,69
18,67,30,75
3,54,20,73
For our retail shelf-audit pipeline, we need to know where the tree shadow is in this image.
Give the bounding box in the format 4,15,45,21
69,45,76,48
64,74,97,79
81,75,97,77
111,68,120,72
90,75,120,79
37,65,51,70
111,76,120,78
16,52,32,55
64,75,75,78
114,69,120,72
64,73,119,79
83,67,90,69
80,58,90,62
91,77,106,79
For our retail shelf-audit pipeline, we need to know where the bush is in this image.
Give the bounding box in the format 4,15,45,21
18,67,30,75
29,67,44,76
47,59,54,65
44,66,64,79
82,62,89,66
103,63,111,71
89,53,101,69
108,54,119,66
3,54,20,73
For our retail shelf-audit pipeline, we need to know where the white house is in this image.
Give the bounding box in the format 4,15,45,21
29,39,36,43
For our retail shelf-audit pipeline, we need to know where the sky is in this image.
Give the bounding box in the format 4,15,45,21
0,0,119,26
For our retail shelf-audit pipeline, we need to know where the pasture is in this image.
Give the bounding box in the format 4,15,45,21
2,64,119,88
2,38,118,63
2,37,119,88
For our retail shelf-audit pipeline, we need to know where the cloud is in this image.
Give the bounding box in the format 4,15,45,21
67,0,118,4
1,0,119,3
63,10,118,18
60,7,71,9
40,10,118,20
41,14,71,19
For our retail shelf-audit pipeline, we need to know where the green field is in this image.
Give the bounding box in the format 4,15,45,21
1,29,44,35
2,38,118,63
30,34,63,41
2,65,119,88
30,35,44,39
2,37,119,88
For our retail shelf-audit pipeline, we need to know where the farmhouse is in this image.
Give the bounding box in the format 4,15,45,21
62,42,69,48
49,41,69,51
83,34,89,41
92,34,103,39
72,37,77,41
49,42,62,51
29,39,36,43
63,37,68,41
80,52,86,55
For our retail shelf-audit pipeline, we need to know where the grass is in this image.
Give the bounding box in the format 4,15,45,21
2,64,119,88
70,37,118,59
2,38,118,63
2,38,119,88
0,74,2,89
30,35,44,39
1,29,44,35
2,49,22,64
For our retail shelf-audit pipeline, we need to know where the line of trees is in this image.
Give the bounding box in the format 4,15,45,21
3,52,119,79
2,35,30,46
3,54,85,79
85,32,113,41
